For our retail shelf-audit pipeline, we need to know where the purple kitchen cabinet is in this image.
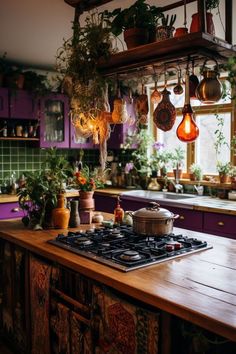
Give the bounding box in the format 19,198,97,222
203,212,236,239
39,93,70,148
0,202,24,220
70,122,97,149
165,206,204,232
10,90,39,119
0,88,9,118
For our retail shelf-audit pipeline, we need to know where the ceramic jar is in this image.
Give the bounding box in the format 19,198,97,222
79,191,95,210
52,194,70,229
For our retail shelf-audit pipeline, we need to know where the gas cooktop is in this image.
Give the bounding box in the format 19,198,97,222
48,225,212,272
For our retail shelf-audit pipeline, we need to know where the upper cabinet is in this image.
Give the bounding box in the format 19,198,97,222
39,93,70,148
0,88,9,118
10,90,39,120
70,122,97,149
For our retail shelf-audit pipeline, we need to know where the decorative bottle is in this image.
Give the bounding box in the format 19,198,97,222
114,197,124,224
69,200,80,228
52,194,70,229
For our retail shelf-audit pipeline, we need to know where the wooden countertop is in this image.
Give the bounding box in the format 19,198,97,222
0,218,235,342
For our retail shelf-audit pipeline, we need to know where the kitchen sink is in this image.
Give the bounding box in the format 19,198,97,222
163,193,197,200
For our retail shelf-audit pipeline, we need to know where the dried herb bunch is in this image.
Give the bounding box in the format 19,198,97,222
56,11,113,114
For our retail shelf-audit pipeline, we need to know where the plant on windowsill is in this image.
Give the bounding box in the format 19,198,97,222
170,146,185,181
229,165,236,189
216,161,231,184
102,0,164,49
189,163,203,181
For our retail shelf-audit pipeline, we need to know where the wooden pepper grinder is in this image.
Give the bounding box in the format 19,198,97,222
114,196,124,225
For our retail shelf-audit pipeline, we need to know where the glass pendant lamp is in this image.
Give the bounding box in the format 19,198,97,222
176,69,199,142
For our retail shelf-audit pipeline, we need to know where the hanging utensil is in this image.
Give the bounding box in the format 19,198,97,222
136,82,149,126
153,69,176,131
151,70,162,104
112,79,129,124
173,69,184,95
189,59,199,99
196,58,223,104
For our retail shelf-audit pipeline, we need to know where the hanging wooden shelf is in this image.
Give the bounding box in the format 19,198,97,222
0,137,39,141
98,32,236,77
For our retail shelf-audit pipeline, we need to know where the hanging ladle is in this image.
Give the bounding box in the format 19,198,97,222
189,59,199,99
151,75,162,104
173,69,184,95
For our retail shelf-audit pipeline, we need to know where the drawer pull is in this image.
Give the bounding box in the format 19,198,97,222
179,215,185,220
217,221,224,226
11,207,21,212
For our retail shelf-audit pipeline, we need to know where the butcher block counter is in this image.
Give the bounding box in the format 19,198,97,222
0,217,235,345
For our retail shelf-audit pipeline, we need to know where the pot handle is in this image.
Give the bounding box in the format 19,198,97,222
147,201,160,210
173,214,179,219
201,58,219,74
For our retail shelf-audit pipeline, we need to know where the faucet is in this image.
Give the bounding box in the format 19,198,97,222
175,183,183,194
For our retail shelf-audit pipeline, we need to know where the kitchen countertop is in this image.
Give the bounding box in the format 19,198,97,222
1,187,236,215
0,217,235,342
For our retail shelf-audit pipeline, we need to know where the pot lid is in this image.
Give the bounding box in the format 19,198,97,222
132,202,174,220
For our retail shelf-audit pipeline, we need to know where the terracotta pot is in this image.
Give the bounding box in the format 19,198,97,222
79,190,95,210
174,27,188,37
123,28,149,49
219,173,230,184
230,176,236,190
190,12,215,35
173,168,182,181
52,194,70,229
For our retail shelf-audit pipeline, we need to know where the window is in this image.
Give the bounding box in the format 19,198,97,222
148,77,234,176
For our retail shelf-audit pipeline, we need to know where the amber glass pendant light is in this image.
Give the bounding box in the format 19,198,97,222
176,69,199,142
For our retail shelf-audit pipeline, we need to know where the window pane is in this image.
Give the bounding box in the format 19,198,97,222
157,115,187,172
195,113,231,174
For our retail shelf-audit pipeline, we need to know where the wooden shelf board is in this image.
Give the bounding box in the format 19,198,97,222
98,32,236,76
0,137,39,141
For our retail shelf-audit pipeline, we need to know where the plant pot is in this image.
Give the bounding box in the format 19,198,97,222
230,176,236,190
79,190,95,210
156,26,174,41
189,173,197,181
174,27,188,37
190,12,215,35
219,173,230,184
173,168,182,181
123,28,149,49
52,194,70,229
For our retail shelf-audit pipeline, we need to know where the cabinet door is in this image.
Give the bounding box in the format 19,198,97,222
203,212,236,239
94,194,117,213
0,202,24,220
92,284,160,354
39,93,69,148
29,254,52,354
0,241,29,353
10,90,39,119
162,205,203,232
0,88,9,117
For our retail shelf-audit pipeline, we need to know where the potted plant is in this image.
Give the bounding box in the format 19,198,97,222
23,70,51,97
170,146,185,181
156,14,177,41
190,0,219,35
189,163,203,181
216,161,231,183
103,0,163,49
18,148,72,229
229,165,236,189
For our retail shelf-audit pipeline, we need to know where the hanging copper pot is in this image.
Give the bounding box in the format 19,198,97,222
196,59,223,104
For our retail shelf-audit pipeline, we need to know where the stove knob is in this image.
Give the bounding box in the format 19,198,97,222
174,242,181,250
166,244,175,252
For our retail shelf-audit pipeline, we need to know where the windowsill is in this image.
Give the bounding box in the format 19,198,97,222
157,177,233,190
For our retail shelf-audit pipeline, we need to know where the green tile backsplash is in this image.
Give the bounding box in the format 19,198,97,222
0,141,100,185
0,141,133,186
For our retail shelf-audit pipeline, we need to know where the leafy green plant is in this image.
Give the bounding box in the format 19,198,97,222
18,148,72,229
23,71,51,96
170,146,185,168
206,0,219,11
216,161,231,175
73,165,105,191
103,0,163,36
190,163,202,181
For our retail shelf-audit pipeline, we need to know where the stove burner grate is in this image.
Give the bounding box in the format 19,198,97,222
49,226,212,272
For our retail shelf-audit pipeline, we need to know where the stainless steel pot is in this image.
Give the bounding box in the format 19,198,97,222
130,202,179,236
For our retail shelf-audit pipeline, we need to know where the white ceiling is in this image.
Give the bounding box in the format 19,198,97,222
0,0,234,71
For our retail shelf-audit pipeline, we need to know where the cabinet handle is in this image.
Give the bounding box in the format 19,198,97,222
11,207,22,212
217,221,224,226
179,215,185,220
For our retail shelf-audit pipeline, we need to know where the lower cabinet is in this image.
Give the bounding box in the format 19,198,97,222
203,212,236,239
0,240,29,353
0,202,24,220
